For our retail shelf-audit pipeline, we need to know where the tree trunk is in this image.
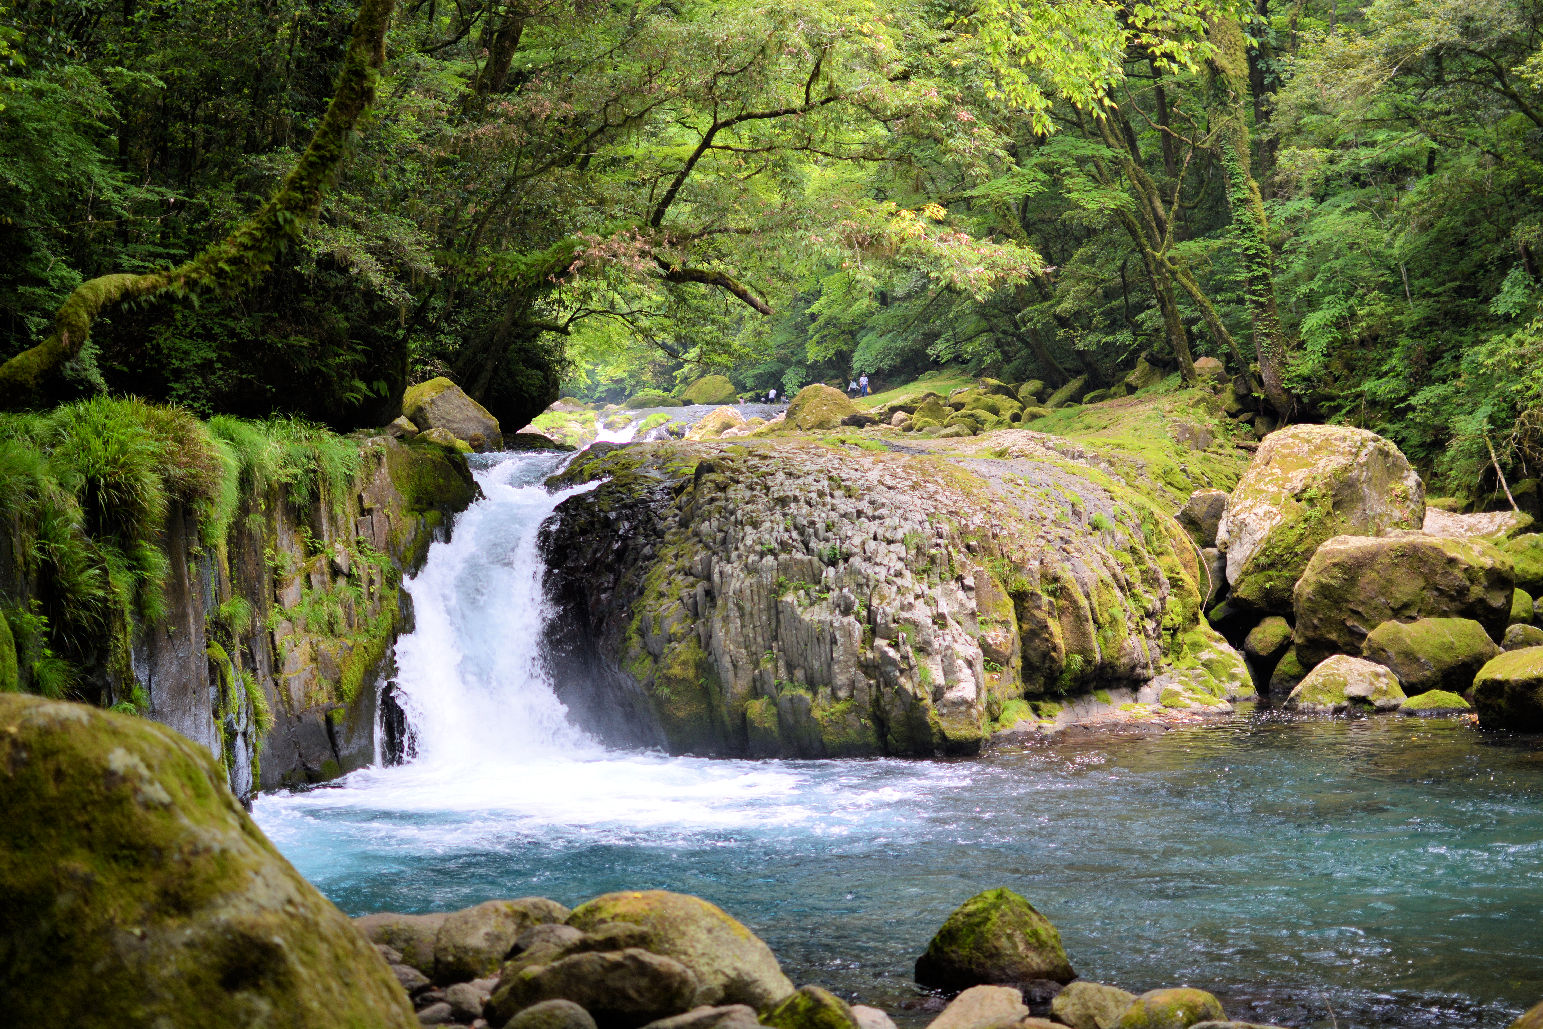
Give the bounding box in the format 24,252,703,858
0,0,396,406
1207,14,1294,418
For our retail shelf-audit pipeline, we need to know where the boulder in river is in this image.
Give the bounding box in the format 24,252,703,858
1050,981,1137,1029
403,376,503,451
509,999,602,1029
1286,655,1406,714
762,987,863,1029
914,887,1075,991
688,407,748,440
1358,617,1500,695
0,693,416,1028
641,1005,764,1029
1398,689,1471,716
567,891,794,1009
1243,616,1293,668
1216,424,1424,613
1472,647,1543,730
1291,534,1513,667
489,949,699,1029
1114,988,1225,1029
356,911,448,975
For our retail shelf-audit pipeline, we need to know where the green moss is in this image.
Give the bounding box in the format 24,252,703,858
680,375,739,405
0,611,16,692
914,887,1074,990
1115,988,1225,1029
1400,689,1471,713
763,987,860,1029
994,697,1033,729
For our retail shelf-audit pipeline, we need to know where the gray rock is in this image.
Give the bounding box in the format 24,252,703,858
850,1006,899,1029
434,898,572,984
927,985,1028,1029
486,949,699,1029
1050,981,1137,1029
640,1005,762,1029
1178,489,1229,547
356,912,449,975
514,923,587,955
1287,655,1406,714
1189,1023,1291,1029
394,963,433,994
1506,624,1543,650
403,377,503,451
386,415,420,438
505,999,600,1029
447,980,491,1021
417,1002,454,1025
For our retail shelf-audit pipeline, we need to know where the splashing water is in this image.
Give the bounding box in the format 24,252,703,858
253,452,1543,1029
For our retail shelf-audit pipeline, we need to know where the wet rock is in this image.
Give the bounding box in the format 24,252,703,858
446,981,490,1021
486,949,699,1029
1291,534,1513,667
1359,617,1499,695
566,891,794,1009
914,887,1075,992
403,376,503,452
1050,981,1136,1029
640,1005,763,1029
0,693,417,1029
1398,689,1471,716
927,985,1029,1029
1113,989,1225,1029
417,1001,455,1024
762,987,862,1029
1286,655,1406,714
1505,624,1543,650
1178,489,1229,548
435,898,572,984
1267,644,1307,700
1217,424,1424,614
1473,647,1543,730
506,999,600,1029
1513,589,1535,626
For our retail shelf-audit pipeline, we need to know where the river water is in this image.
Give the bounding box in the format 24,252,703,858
252,450,1543,1029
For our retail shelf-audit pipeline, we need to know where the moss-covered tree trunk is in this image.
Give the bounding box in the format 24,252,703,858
0,0,396,408
1208,14,1294,418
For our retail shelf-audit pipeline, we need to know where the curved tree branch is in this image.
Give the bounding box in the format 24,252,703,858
0,0,396,406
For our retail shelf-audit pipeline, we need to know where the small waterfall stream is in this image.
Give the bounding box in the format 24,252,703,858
252,415,1543,1029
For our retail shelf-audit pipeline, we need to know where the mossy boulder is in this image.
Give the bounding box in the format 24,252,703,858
1399,689,1471,716
914,887,1075,991
1286,655,1406,714
1267,645,1307,699
403,376,503,452
687,407,747,440
355,911,448,974
0,693,416,1028
783,384,862,431
1192,356,1226,385
1513,588,1536,625
1472,647,1543,730
1359,617,1500,695
433,897,572,984
626,390,676,409
1502,534,1543,595
1114,989,1225,1029
1505,624,1543,650
0,609,16,691
566,891,793,1009
1124,356,1166,393
1018,379,1047,402
508,999,601,1029
1244,616,1293,666
1292,534,1513,667
761,987,862,1029
1051,981,1137,1029
681,376,739,406
1044,375,1089,409
1216,424,1425,614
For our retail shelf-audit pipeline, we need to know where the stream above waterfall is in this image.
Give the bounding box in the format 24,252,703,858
252,450,1543,1029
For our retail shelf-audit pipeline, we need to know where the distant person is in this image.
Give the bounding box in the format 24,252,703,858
848,380,858,396
858,373,870,397
767,387,777,403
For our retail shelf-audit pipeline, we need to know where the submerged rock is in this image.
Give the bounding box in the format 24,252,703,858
0,693,416,1028
1216,424,1424,614
566,891,794,1009
403,376,503,452
1472,647,1543,730
914,887,1075,991
1114,988,1225,1029
1050,981,1137,1029
1286,655,1406,714
1359,617,1499,695
1291,534,1513,667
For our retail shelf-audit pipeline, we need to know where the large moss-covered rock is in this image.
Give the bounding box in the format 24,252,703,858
1472,647,1543,730
1513,589,1536,626
1359,617,1500,695
1051,981,1137,1029
1399,689,1471,716
355,911,448,974
688,407,748,440
914,887,1074,991
566,891,793,1009
1267,644,1307,700
1502,534,1543,596
403,376,504,452
1044,375,1089,409
1178,489,1229,548
0,693,416,1028
761,987,862,1029
1286,655,1406,714
1216,425,1424,613
1114,989,1225,1029
1292,534,1513,667
782,384,862,430
682,376,739,406
627,389,676,409
1244,616,1293,666
1506,624,1543,650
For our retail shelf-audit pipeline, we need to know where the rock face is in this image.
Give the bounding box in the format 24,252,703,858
1177,489,1229,547
914,887,1075,991
681,376,739,406
1216,425,1425,613
1291,534,1513,666
541,434,1232,758
1472,647,1543,730
566,891,794,1009
403,376,504,451
0,693,416,1028
783,384,862,430
1359,617,1500,695
1286,655,1406,714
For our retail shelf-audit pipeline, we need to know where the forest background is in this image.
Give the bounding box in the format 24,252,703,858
3,0,1543,497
